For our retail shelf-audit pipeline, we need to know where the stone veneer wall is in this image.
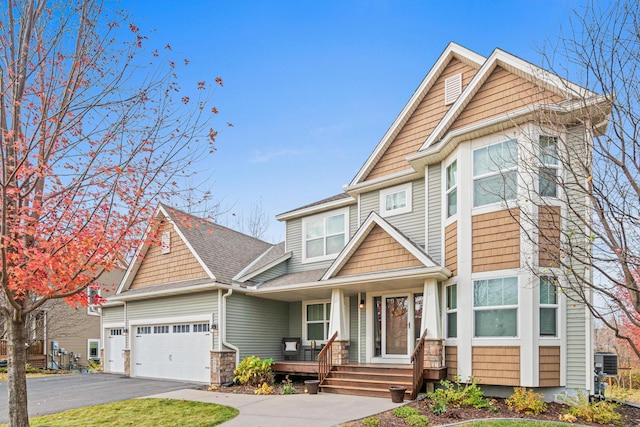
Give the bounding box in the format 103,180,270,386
123,349,130,376
331,340,349,365
210,351,236,385
424,339,443,368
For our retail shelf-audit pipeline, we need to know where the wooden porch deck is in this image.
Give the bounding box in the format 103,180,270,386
272,360,446,380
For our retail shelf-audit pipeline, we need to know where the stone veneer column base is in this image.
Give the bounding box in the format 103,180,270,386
331,340,349,365
424,339,443,369
211,351,236,385
99,349,104,372
123,349,131,376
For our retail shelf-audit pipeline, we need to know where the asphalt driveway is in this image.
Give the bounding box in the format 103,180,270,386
0,373,199,423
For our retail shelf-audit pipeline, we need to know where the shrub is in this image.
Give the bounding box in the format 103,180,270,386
559,391,621,425
393,406,419,418
405,414,430,426
506,387,547,415
254,382,274,395
281,375,297,395
233,356,274,386
362,416,381,426
427,376,489,414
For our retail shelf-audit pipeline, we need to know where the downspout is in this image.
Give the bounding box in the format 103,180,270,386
222,288,240,366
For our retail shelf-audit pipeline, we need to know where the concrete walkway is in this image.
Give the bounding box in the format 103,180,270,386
146,388,405,427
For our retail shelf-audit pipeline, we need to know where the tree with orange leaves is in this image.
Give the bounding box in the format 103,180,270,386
0,1,221,425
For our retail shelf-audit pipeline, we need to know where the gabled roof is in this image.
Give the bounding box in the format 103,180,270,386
117,204,273,294
233,242,290,283
348,43,485,188
321,211,443,280
276,192,355,221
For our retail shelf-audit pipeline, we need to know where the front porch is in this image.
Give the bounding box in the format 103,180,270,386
0,339,47,369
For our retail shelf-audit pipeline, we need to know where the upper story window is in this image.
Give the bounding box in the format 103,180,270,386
446,161,457,217
473,276,518,337
302,208,348,262
473,139,518,207
87,287,100,316
539,136,559,198
380,183,412,217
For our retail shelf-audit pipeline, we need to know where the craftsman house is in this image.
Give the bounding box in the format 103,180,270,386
101,42,609,398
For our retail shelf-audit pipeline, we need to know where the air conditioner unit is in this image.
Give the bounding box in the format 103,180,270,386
594,352,618,377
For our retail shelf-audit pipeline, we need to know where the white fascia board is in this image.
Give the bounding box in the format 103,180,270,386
234,252,292,283
116,204,165,294
275,196,356,221
255,267,451,295
343,169,418,195
349,43,485,186
108,282,228,302
321,211,439,280
164,208,218,282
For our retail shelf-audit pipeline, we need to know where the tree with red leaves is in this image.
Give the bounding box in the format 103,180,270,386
0,1,221,425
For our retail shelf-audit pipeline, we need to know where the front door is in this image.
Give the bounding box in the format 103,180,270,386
382,295,410,358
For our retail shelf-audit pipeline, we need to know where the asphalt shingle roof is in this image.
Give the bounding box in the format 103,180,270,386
161,205,274,285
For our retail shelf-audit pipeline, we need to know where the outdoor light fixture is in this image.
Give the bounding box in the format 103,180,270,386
122,328,129,336
359,299,365,309
210,323,217,333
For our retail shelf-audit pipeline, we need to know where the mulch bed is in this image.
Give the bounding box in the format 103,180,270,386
342,396,640,427
204,377,640,426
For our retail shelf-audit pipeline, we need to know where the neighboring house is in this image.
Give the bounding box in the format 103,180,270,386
102,43,610,398
0,268,123,369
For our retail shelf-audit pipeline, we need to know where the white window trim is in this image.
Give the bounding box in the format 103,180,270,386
472,139,519,208
87,288,100,316
445,160,457,219
301,207,349,263
302,298,350,345
472,276,519,338
538,135,560,199
87,339,100,360
539,276,559,337
379,183,412,218
445,284,458,339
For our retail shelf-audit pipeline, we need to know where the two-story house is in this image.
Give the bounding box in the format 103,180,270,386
101,42,610,399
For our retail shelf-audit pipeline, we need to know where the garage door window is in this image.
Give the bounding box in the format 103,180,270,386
193,323,210,333
173,324,190,333
137,327,151,334
153,326,169,334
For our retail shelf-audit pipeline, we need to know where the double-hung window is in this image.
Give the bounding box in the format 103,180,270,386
446,284,457,338
473,277,518,337
446,161,457,217
87,287,100,315
539,276,558,336
539,136,559,198
380,183,412,217
87,339,100,360
303,209,348,261
305,301,331,343
473,140,518,207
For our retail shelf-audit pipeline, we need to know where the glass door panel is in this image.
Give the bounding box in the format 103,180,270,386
383,295,409,357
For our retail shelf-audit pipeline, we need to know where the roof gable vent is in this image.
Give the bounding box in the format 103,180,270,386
444,73,462,105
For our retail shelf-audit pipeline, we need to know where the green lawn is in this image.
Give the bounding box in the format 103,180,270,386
1,398,238,427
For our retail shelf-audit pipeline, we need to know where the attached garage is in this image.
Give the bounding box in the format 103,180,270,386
105,328,125,374
132,322,212,383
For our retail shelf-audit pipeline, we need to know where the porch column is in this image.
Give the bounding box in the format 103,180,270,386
328,289,348,340
422,278,441,339
123,349,130,376
328,289,349,365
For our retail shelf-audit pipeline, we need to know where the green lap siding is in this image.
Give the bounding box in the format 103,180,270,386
102,305,124,324
427,164,442,264
349,296,358,363
226,293,289,360
288,301,302,337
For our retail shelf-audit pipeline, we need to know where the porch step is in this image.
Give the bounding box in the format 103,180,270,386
320,365,413,399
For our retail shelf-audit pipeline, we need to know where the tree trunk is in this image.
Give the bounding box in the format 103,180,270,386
7,314,29,427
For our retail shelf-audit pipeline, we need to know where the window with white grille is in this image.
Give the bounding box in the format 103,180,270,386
444,73,462,105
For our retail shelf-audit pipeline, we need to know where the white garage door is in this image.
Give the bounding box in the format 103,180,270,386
106,329,125,374
133,322,211,383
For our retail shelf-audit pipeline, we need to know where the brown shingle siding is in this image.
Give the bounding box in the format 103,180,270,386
472,209,520,273
472,346,520,386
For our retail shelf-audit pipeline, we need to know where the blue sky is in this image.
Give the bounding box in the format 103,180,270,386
124,0,575,242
